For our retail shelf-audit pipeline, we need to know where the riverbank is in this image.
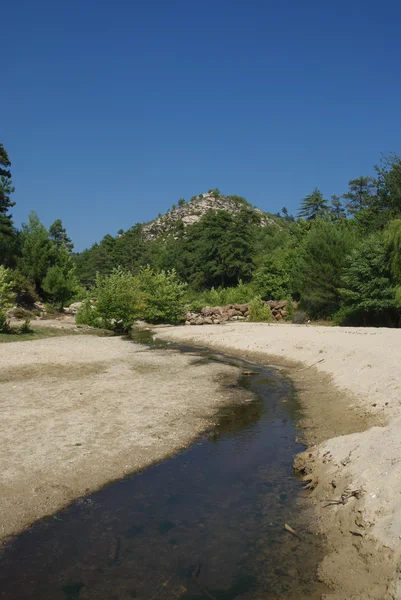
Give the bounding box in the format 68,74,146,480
155,322,401,600
0,334,249,542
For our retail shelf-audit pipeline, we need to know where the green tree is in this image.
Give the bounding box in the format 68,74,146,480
293,219,356,317
0,143,17,266
178,198,187,207
386,219,401,284
298,188,328,220
19,212,56,293
49,219,74,252
82,268,145,331
183,209,258,289
43,247,79,308
252,248,292,300
343,176,376,216
338,233,398,326
330,195,346,221
374,153,401,224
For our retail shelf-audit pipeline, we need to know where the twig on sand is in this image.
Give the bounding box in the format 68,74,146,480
284,522,303,541
323,487,364,508
297,358,325,372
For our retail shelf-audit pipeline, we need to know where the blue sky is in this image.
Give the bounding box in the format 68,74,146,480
3,0,401,250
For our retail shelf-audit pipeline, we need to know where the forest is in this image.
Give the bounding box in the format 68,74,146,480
2,140,401,331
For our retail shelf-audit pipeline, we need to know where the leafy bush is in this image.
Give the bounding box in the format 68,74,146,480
11,270,38,306
0,266,15,334
0,265,15,309
248,296,274,322
17,319,33,334
90,268,145,331
188,281,254,312
139,266,187,324
75,301,101,328
0,312,11,333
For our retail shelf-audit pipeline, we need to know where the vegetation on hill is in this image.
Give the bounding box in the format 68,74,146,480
2,140,401,330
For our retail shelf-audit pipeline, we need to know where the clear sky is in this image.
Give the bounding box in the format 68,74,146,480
3,0,401,250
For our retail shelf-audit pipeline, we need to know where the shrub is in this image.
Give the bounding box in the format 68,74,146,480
11,307,36,320
0,312,11,333
188,281,254,312
0,266,15,334
11,270,38,306
0,265,15,310
18,319,33,334
248,296,274,322
91,268,145,331
75,301,101,328
139,266,187,324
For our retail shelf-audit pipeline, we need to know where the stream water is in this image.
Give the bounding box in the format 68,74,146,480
0,332,328,599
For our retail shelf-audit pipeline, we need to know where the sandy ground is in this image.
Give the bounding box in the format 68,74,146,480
0,333,249,542
156,323,401,600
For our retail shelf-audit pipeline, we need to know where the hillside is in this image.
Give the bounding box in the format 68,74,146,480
142,191,278,240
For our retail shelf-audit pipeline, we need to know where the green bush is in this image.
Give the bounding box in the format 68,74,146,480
90,268,145,331
248,296,274,322
0,266,15,334
75,301,102,328
139,266,187,324
11,270,38,306
0,311,11,333
17,319,33,334
189,281,254,311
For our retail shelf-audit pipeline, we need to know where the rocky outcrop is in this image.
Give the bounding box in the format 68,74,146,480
142,192,277,240
185,300,289,325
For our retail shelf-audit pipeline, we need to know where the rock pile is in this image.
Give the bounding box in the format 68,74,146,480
185,300,289,325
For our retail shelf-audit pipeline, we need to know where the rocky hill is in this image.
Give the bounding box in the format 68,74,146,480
142,191,278,240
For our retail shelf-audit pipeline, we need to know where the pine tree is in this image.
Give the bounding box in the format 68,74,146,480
0,143,16,266
298,188,328,220
343,176,376,216
330,195,346,221
20,212,56,293
49,219,74,252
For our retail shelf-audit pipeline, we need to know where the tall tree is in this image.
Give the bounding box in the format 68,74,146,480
19,212,55,293
342,176,377,219
49,219,74,252
0,143,16,266
43,246,79,308
375,153,401,223
292,219,356,317
339,233,397,326
330,195,346,222
298,188,328,220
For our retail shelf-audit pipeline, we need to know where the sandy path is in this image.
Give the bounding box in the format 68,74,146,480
0,334,247,542
156,323,401,600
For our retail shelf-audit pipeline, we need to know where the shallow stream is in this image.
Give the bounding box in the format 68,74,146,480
0,332,328,599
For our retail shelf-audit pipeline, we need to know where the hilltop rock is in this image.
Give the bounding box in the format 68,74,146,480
142,192,277,240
